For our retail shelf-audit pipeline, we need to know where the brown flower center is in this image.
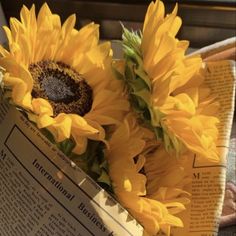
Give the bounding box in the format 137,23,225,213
29,60,93,116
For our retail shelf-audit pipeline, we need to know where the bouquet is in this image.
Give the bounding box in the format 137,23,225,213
0,1,221,235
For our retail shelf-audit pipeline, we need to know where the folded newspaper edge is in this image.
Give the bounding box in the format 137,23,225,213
190,37,236,59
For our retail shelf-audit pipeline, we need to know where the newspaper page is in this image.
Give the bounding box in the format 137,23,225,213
170,60,236,236
0,97,144,236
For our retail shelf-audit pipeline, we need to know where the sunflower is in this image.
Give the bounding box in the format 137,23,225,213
0,3,129,155
106,113,190,236
160,82,220,162
121,0,219,161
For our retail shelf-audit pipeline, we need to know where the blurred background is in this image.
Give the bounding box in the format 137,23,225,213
0,0,235,49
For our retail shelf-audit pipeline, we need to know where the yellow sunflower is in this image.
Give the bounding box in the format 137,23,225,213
0,3,129,154
106,114,189,236
121,0,219,161
160,82,220,161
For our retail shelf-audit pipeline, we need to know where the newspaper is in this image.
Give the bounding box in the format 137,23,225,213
170,60,236,236
0,99,144,235
189,37,236,61
0,61,235,235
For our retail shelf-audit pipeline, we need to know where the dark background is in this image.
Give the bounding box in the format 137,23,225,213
1,0,236,48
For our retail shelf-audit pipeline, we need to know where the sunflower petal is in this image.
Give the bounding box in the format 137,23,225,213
32,98,53,116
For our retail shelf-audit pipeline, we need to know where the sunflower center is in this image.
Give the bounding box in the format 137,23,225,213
29,60,93,116
41,75,76,103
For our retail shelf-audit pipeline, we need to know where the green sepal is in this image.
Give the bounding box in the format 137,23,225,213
122,26,151,90
70,140,113,193
40,127,113,193
133,89,151,106
149,106,165,127
57,138,76,156
40,128,56,143
111,61,125,81
163,128,183,158
124,60,136,84
122,25,142,59
124,61,150,111
97,169,111,187
153,126,164,141
134,63,151,90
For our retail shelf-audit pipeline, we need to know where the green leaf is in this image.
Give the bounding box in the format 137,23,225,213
91,158,101,175
68,140,113,191
154,126,164,140
149,106,165,127
41,128,55,144
134,65,151,90
97,169,111,186
57,138,76,156
133,89,151,105
125,60,136,82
